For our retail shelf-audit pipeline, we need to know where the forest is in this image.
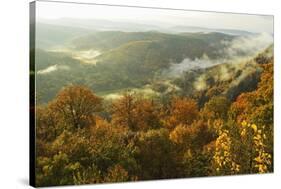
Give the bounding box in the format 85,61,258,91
35,46,273,186
33,19,273,186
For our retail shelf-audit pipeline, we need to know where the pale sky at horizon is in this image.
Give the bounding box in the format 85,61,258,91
36,1,274,34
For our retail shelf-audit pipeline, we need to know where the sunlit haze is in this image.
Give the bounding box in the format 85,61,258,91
36,0,273,34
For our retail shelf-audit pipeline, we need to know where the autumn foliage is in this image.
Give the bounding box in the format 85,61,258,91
35,55,273,186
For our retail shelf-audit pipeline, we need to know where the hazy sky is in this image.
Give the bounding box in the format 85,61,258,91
36,0,273,34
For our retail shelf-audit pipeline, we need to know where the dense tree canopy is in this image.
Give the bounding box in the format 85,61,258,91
35,47,273,186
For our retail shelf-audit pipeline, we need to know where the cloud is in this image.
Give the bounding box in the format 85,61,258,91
37,64,70,75
166,54,220,77
163,33,273,92
221,33,273,58
194,75,207,91
165,33,273,78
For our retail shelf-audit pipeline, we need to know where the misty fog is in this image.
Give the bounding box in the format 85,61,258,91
165,33,273,77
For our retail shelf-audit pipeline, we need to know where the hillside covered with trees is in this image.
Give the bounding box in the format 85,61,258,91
34,43,273,186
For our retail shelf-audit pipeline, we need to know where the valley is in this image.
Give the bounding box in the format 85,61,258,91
34,23,273,105
33,9,274,186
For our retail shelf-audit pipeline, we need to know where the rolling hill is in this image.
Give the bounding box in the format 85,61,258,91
34,29,271,104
